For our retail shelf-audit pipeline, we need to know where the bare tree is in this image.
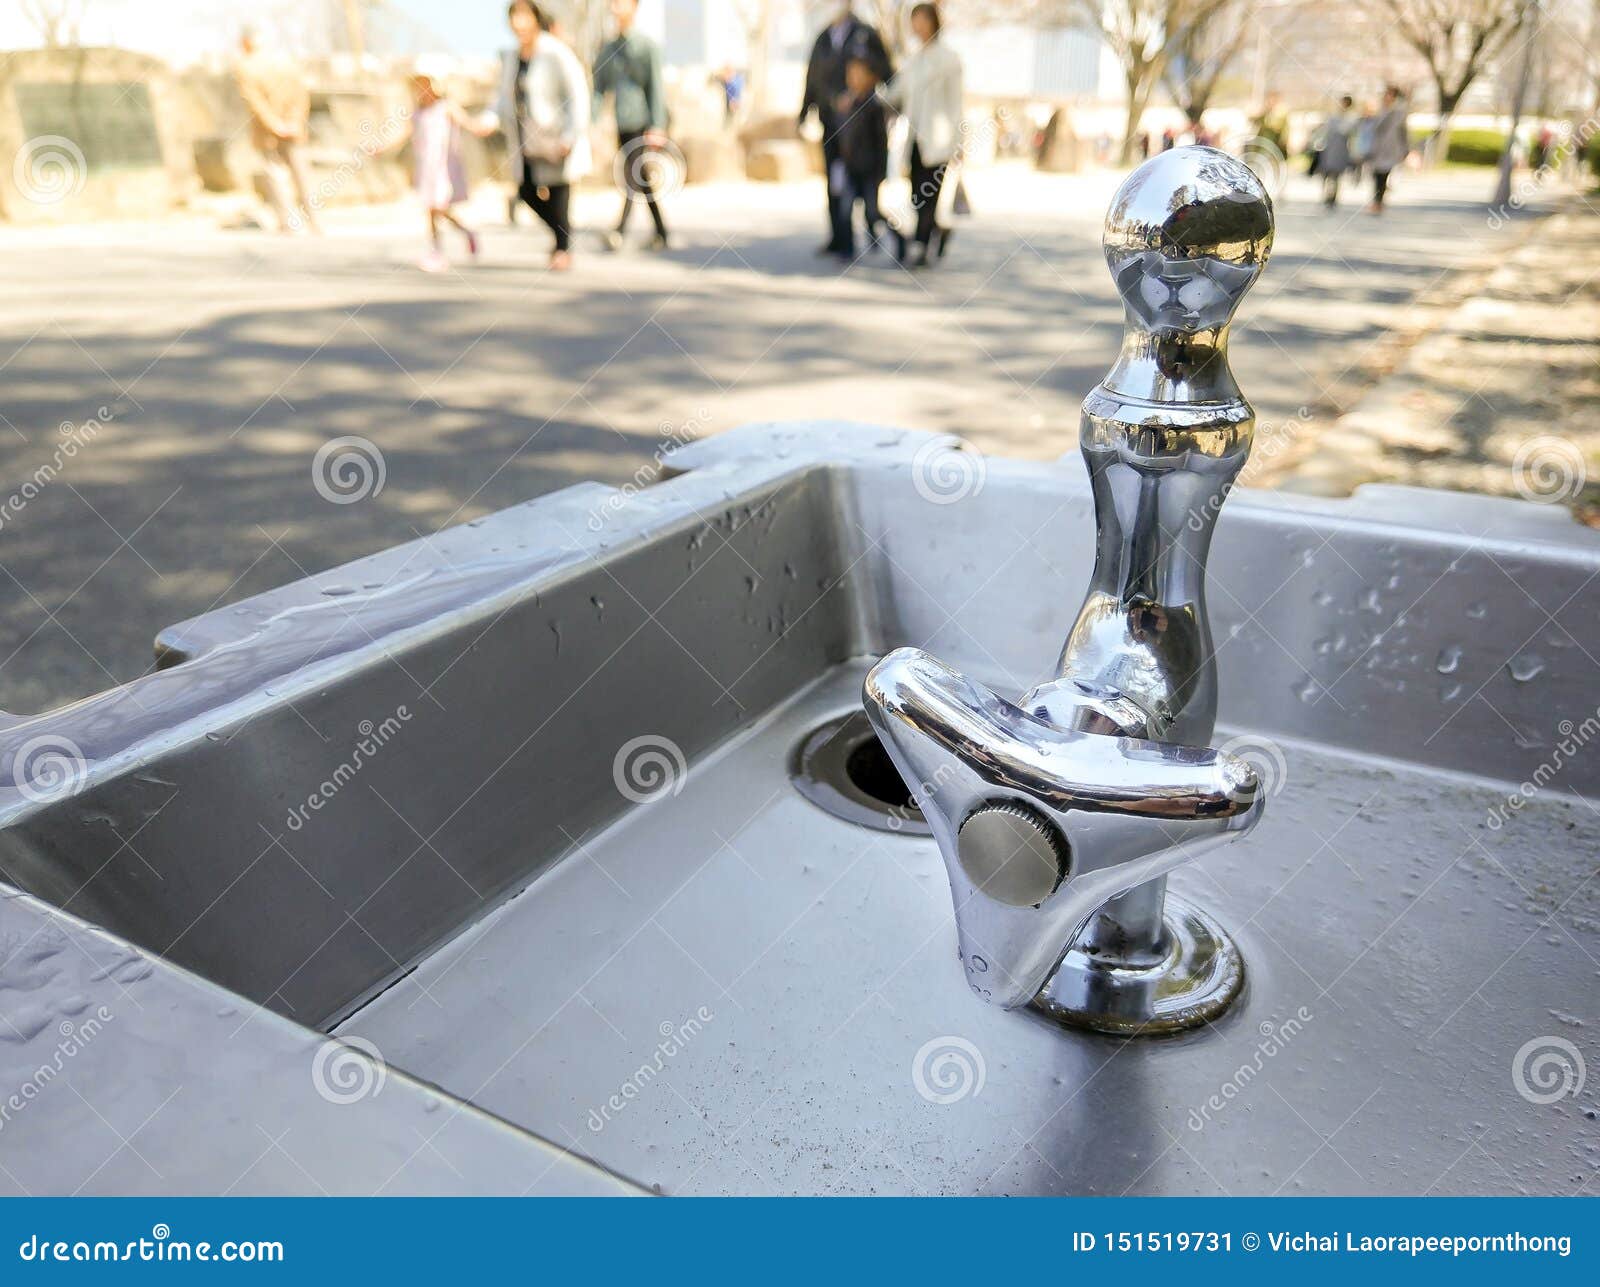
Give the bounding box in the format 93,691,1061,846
542,0,611,62
1164,0,1256,127
1371,0,1531,155
969,0,1238,161
341,0,367,59
1514,0,1594,116
20,0,88,47
857,0,918,58
1493,0,1536,203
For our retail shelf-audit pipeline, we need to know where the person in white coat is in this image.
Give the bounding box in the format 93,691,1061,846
497,0,592,270
880,3,964,267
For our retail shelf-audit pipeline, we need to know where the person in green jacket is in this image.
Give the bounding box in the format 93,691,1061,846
594,0,670,250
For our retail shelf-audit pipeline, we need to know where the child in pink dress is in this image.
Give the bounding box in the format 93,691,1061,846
398,68,493,271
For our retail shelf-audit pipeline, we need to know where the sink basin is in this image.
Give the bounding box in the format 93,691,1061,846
1,422,1595,1195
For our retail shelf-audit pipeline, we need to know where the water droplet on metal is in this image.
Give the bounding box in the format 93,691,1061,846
1507,655,1544,683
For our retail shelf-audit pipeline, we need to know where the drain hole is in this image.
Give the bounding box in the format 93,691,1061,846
844,735,916,811
790,710,930,835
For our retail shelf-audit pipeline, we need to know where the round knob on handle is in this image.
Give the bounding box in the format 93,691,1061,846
958,801,1071,908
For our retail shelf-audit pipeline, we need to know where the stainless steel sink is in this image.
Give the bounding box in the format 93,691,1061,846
2,422,1596,1195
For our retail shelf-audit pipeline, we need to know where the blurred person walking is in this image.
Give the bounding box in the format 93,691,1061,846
1365,86,1409,214
833,56,889,258
1315,96,1356,208
386,63,495,272
881,2,964,269
594,0,670,252
498,0,591,271
1351,99,1376,182
799,3,893,260
234,30,320,235
713,66,744,123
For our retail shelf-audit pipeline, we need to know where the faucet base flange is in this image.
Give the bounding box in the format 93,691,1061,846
1030,895,1243,1036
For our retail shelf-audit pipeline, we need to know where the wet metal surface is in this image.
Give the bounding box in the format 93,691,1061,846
1,423,1597,1193
0,885,638,1196
341,664,1600,1195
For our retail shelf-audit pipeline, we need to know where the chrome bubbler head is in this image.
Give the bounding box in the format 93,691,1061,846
1103,146,1274,340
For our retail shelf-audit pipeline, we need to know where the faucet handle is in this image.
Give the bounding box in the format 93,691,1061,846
863,647,1262,1010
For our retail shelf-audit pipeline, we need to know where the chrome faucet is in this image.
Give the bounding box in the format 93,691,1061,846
863,146,1274,1035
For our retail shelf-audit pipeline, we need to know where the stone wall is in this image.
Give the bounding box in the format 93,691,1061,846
0,47,788,224
0,47,197,223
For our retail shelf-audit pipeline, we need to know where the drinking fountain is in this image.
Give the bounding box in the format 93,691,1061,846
5,146,1597,1197
864,147,1275,1034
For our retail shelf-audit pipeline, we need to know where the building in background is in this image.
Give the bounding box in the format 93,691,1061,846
0,0,451,67
4,0,1593,145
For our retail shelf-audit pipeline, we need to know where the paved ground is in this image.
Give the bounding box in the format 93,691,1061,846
1306,202,1600,510
0,161,1581,715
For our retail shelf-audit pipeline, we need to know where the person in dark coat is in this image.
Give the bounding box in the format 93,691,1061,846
799,4,892,258
833,57,889,257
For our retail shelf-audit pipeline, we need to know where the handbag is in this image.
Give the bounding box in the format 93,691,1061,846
521,123,568,164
